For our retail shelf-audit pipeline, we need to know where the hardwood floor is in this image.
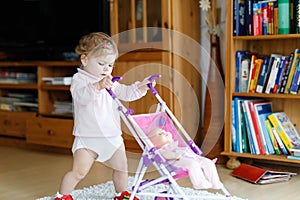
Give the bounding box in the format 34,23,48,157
1,145,300,200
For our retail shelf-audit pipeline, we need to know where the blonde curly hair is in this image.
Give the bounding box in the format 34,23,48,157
75,32,118,59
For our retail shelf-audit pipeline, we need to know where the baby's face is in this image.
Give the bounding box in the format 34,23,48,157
149,128,172,148
83,54,116,79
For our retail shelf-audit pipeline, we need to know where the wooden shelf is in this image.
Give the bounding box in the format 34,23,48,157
232,92,300,100
0,83,37,89
40,84,70,91
233,34,300,41
221,151,300,164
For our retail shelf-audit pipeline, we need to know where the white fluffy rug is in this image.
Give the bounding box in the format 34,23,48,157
38,176,246,200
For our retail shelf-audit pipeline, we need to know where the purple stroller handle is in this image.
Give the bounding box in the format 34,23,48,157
106,76,122,99
147,74,161,95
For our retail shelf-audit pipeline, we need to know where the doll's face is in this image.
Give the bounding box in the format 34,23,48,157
149,128,173,148
81,54,116,79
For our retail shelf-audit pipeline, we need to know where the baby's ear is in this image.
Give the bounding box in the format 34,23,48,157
80,54,88,66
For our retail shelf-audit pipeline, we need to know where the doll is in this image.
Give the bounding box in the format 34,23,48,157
148,127,223,190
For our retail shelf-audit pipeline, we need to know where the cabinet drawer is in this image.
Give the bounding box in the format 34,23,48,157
0,111,36,138
26,117,74,148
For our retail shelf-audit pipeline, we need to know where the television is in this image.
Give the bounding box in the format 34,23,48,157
0,0,110,61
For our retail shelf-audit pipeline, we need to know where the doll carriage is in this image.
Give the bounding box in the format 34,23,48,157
108,74,231,200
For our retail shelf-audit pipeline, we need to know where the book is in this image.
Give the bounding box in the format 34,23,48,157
261,2,269,35
42,77,72,85
232,100,237,152
278,0,290,34
248,100,266,154
241,101,257,154
239,54,251,92
233,0,246,36
253,101,275,154
272,126,289,154
285,49,300,93
249,58,263,93
242,99,263,154
290,145,300,156
233,97,244,152
265,119,281,154
240,102,250,153
247,54,257,92
235,50,247,92
265,57,281,93
268,1,274,35
287,155,300,160
263,53,282,93
272,56,289,93
253,2,263,36
289,56,300,94
245,0,253,35
231,163,296,184
256,57,269,93
294,0,300,33
268,112,300,153
273,1,279,34
278,52,294,93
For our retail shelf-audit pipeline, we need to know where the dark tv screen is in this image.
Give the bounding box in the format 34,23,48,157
0,0,110,61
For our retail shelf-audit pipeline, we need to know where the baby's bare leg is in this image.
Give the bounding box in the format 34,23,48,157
106,143,128,193
59,148,97,195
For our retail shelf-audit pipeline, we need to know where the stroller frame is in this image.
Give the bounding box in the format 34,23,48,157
108,75,231,200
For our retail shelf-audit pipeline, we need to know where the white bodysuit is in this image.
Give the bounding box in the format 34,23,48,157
70,68,146,161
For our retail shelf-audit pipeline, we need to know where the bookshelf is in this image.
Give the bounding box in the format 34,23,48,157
222,0,300,167
0,61,78,149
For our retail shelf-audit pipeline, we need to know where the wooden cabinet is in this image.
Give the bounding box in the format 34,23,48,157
110,0,202,151
222,0,300,167
0,112,36,138
0,61,78,149
26,117,74,148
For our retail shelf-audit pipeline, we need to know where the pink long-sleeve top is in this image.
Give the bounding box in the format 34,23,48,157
70,68,146,137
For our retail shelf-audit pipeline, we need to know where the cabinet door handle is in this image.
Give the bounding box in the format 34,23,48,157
4,119,10,125
47,130,54,135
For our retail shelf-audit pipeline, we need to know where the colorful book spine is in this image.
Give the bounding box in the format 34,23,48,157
249,58,263,93
234,97,243,153
265,57,281,94
236,50,247,92
294,0,300,33
239,55,251,92
289,56,300,94
279,53,294,93
233,0,246,36
268,2,274,35
272,56,289,94
245,0,253,35
265,119,281,155
285,49,300,93
241,101,257,154
253,2,262,36
272,127,289,155
273,2,279,34
278,0,290,34
268,112,295,153
232,100,237,152
262,2,269,35
248,100,266,154
256,57,269,93
247,54,257,92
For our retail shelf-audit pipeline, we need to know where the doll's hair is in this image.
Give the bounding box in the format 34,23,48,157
75,32,118,58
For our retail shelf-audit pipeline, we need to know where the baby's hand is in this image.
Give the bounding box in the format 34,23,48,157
138,76,156,93
94,75,113,90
